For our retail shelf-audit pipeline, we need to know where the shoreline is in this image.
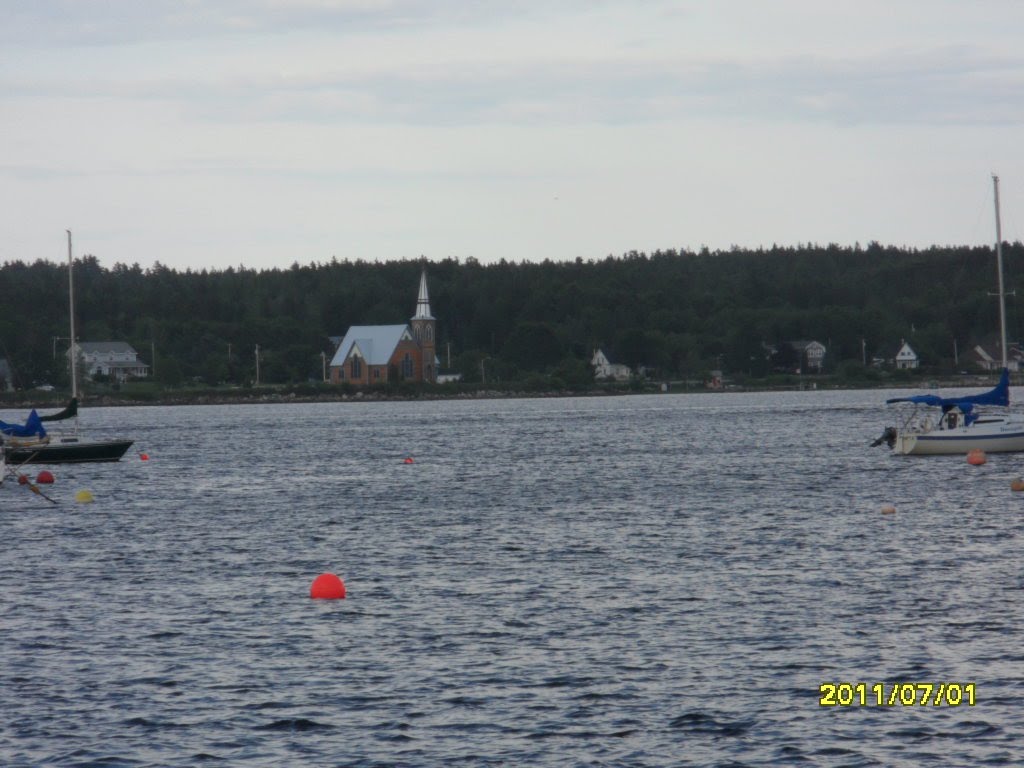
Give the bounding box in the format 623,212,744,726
0,374,1005,410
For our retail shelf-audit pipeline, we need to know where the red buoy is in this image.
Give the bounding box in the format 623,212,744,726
17,474,28,485
35,470,55,484
403,457,414,464
310,573,346,600
966,449,986,466
140,453,149,461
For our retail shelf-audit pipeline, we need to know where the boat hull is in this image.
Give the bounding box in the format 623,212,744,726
894,428,1024,455
4,438,134,464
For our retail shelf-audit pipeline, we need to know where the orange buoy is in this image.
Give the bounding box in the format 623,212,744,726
310,573,346,600
35,470,55,484
403,457,414,464
881,505,897,514
1011,477,1024,492
140,453,149,461
966,449,987,466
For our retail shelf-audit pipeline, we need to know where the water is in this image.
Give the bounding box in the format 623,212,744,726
1,391,1021,767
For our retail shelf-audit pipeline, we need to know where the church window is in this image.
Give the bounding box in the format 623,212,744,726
402,353,413,379
351,357,362,378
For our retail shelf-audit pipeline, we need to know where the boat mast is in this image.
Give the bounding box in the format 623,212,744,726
67,230,78,400
993,175,1008,370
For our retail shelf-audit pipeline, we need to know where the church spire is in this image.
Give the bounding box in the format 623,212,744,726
413,268,433,320
409,267,437,383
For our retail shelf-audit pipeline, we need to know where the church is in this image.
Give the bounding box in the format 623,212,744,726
329,269,437,385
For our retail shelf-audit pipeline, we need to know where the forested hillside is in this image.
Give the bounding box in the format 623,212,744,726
1,241,1021,390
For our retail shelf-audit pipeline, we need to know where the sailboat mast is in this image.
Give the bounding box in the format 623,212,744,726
67,229,78,400
993,175,1008,370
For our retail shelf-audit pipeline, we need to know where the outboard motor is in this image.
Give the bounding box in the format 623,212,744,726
871,426,897,449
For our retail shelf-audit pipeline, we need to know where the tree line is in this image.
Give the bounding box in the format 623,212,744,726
0,241,1020,391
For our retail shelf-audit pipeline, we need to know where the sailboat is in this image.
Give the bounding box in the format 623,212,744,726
874,175,1024,455
0,231,134,464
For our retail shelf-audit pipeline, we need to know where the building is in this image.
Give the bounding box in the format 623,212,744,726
894,339,919,370
591,349,631,381
72,342,150,382
329,269,438,385
969,337,1023,372
789,340,827,372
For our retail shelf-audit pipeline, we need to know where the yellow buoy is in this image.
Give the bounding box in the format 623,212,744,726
75,490,95,504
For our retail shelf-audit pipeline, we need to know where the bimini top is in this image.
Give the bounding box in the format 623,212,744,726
886,368,1010,413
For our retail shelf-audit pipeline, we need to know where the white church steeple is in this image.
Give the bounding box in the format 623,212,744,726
409,267,437,382
413,268,433,320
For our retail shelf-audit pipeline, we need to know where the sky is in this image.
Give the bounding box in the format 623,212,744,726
4,0,1024,272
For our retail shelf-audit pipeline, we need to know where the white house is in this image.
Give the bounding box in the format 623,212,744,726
591,349,631,381
790,340,827,372
971,338,1023,372
895,340,919,370
72,342,150,382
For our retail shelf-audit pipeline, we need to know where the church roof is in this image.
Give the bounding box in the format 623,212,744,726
329,325,412,367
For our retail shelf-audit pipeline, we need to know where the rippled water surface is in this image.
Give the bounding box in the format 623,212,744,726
2,391,1022,767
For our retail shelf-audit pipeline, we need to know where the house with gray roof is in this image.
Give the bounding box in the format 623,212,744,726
969,335,1023,372
71,341,150,382
329,270,438,385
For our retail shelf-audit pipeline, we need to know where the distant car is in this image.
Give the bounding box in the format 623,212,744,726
35,384,55,391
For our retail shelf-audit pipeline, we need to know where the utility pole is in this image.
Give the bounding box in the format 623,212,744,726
321,351,327,382
151,340,156,377
255,344,260,385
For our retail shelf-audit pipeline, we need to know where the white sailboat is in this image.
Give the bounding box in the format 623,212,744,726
876,174,1024,455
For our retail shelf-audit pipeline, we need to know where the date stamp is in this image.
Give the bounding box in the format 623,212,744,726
819,682,976,707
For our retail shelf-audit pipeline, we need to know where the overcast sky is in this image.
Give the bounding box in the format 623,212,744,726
4,0,1024,271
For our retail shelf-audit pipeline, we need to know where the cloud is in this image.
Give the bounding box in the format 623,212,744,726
5,1,1024,269
5,0,1024,129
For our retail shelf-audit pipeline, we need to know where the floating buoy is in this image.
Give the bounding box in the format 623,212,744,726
966,449,987,466
75,490,95,504
35,470,55,484
140,453,149,461
1011,477,1024,492
17,474,28,485
310,573,346,600
403,457,414,464
881,505,897,514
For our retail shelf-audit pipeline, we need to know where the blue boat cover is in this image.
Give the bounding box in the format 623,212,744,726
886,368,1010,413
0,409,47,438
